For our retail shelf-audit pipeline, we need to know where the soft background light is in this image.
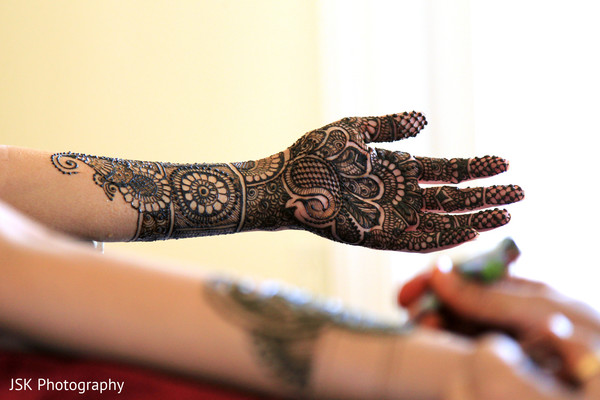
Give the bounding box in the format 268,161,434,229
1,1,599,320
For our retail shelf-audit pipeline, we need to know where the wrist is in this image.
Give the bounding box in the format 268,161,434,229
232,152,295,232
388,328,474,400
311,327,474,400
311,327,399,399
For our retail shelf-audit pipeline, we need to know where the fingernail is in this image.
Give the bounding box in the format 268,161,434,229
548,313,574,339
436,255,453,274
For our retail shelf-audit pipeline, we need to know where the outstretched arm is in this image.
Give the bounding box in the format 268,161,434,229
0,200,474,399
0,112,524,251
1,201,584,399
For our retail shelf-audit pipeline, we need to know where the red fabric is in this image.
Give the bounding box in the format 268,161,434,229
0,350,278,400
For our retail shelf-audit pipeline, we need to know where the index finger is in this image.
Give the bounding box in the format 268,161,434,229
359,111,428,143
429,265,553,331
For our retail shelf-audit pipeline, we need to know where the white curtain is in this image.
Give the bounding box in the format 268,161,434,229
318,0,600,318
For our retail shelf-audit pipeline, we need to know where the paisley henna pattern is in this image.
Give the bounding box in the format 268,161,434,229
204,277,405,390
50,111,524,250
277,112,523,251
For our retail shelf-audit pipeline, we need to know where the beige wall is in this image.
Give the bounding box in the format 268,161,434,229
1,1,331,294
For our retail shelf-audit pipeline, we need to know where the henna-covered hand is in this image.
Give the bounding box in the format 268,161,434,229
50,112,523,251
241,111,524,252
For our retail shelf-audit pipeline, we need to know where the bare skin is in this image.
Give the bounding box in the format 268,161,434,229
400,262,600,398
1,201,597,399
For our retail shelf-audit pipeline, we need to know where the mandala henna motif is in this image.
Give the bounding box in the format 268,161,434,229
50,111,524,251
171,166,238,225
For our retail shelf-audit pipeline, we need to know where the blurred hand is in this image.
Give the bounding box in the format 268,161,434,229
399,261,600,398
273,111,524,252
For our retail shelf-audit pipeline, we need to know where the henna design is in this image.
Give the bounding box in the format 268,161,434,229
278,112,523,251
363,228,480,252
51,153,244,240
204,278,405,390
243,183,288,230
422,185,524,212
360,111,428,143
468,156,509,179
50,111,524,251
52,153,172,209
283,157,343,226
171,166,238,224
235,152,286,184
416,155,508,183
134,209,172,241
232,153,294,232
417,209,511,233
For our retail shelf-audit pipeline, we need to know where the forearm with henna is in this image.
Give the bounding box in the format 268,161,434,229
51,112,524,251
50,152,294,241
203,276,405,393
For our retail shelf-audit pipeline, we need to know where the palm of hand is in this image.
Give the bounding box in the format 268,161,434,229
281,112,523,252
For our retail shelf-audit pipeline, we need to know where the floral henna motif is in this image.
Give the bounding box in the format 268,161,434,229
235,152,286,184
171,166,238,225
50,111,524,251
51,153,245,240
